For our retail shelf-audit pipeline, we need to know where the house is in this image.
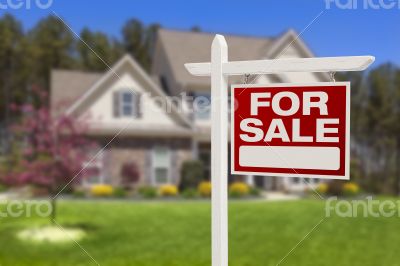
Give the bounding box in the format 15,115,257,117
50,28,329,192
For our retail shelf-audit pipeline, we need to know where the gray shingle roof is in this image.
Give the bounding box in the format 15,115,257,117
156,29,278,87
50,69,102,116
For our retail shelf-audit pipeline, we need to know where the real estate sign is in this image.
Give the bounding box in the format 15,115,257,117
231,82,350,179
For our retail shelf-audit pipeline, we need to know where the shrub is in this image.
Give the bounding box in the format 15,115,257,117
180,160,204,190
113,187,127,198
198,181,212,197
316,183,328,195
343,182,360,196
120,162,140,188
182,188,198,199
138,186,157,199
90,184,114,197
327,180,344,196
72,189,85,198
159,184,178,197
0,183,8,193
249,186,261,197
229,182,250,198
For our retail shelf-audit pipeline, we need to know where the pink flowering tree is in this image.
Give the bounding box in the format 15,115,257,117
4,86,94,223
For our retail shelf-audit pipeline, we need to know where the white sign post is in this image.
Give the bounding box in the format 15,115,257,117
185,34,374,266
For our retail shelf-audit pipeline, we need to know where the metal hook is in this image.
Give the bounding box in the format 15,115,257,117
329,71,336,82
243,74,250,84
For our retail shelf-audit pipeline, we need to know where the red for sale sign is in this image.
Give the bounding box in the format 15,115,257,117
231,82,350,179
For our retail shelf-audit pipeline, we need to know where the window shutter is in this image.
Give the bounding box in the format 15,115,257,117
135,92,142,118
113,91,120,117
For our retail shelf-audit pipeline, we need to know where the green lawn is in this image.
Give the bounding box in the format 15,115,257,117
0,199,398,266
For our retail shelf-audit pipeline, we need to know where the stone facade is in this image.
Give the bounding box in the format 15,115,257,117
92,136,193,187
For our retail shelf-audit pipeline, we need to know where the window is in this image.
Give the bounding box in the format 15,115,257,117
82,153,105,186
121,92,133,116
193,93,211,120
153,147,170,185
113,90,141,118
292,177,300,184
199,149,211,180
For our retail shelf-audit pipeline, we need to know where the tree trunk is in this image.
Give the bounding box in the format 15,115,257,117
50,196,56,225
396,137,400,196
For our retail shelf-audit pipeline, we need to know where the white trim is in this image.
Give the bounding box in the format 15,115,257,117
230,81,351,180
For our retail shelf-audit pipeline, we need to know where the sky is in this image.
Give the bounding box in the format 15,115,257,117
1,0,399,67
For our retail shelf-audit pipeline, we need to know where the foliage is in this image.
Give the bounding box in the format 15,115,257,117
249,186,261,197
316,183,328,195
327,180,344,196
197,181,212,197
342,182,360,196
229,182,250,198
159,184,178,197
90,184,114,197
28,15,76,90
4,89,93,190
339,65,400,194
0,14,27,124
72,189,85,198
3,88,93,223
138,186,157,199
120,162,140,187
78,28,123,71
181,188,198,199
0,183,7,192
122,19,160,71
180,160,205,190
113,187,127,198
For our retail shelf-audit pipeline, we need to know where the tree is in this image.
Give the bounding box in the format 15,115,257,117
179,160,205,190
77,28,123,71
4,87,93,223
0,14,26,152
122,19,160,71
363,64,398,193
120,162,140,188
28,15,76,91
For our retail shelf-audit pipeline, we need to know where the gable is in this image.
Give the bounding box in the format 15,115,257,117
265,30,330,83
66,55,191,130
83,72,178,127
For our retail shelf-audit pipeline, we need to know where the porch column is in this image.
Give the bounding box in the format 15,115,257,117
191,139,199,159
246,175,254,186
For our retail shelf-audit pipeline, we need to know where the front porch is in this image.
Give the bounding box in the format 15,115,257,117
195,141,322,193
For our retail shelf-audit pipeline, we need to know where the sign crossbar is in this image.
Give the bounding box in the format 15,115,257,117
185,55,375,76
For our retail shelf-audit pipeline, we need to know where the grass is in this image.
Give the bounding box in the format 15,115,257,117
0,198,398,266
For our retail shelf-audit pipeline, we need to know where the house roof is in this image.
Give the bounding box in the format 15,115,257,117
51,70,102,116
156,28,314,88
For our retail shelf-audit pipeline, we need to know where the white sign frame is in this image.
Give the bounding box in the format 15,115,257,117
184,34,374,266
230,82,351,180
